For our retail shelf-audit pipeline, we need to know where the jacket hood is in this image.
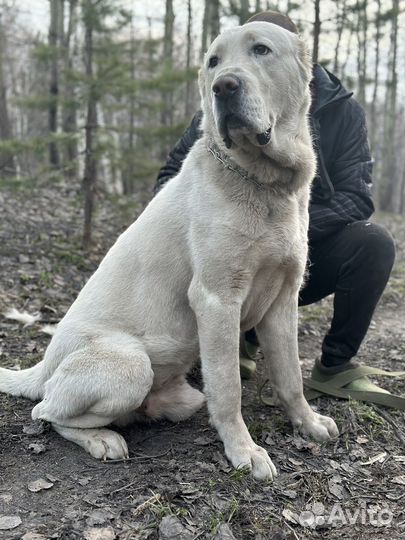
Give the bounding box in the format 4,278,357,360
311,64,353,116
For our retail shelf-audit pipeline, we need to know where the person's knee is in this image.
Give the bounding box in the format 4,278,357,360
347,221,396,272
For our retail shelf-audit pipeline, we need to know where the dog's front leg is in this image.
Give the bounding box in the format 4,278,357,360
256,288,339,441
189,280,277,481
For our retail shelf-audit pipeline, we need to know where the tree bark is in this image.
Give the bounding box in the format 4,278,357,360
0,13,16,176
62,0,78,178
340,15,354,82
312,0,321,64
82,0,97,249
185,0,193,119
161,0,175,130
48,0,62,168
380,0,399,211
210,0,220,40
333,0,347,74
123,14,136,195
201,0,209,59
239,0,250,23
201,0,220,59
355,0,367,107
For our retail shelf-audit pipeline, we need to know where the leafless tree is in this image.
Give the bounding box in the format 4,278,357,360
312,0,321,63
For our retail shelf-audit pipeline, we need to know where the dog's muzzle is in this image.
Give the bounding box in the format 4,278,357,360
212,74,271,148
212,74,243,148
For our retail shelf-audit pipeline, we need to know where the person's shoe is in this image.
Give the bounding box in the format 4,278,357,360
239,332,260,380
240,357,257,380
311,358,390,394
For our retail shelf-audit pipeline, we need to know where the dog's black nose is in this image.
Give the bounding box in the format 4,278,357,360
212,75,240,99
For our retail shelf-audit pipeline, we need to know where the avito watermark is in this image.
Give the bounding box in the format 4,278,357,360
298,501,393,529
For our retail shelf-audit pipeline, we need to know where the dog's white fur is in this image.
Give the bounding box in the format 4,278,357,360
0,22,338,480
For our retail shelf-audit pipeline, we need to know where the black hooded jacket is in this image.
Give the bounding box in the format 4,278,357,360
154,65,374,243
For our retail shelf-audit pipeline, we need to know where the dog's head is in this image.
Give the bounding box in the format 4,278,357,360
199,22,312,150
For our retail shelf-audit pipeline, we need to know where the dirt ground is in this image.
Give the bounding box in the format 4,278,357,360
1,184,404,540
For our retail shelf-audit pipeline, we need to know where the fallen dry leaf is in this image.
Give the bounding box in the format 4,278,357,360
361,452,387,466
21,533,47,540
0,515,22,530
83,526,115,540
282,508,299,524
27,478,54,492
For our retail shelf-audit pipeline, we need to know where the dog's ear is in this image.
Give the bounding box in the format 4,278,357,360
198,67,206,99
296,37,312,85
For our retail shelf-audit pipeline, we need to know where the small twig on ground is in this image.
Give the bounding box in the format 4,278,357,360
110,481,143,494
101,448,171,463
284,520,300,540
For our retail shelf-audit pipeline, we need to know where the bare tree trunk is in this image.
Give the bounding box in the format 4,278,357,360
201,0,209,59
399,161,405,214
370,0,381,153
123,14,136,195
229,0,249,24
0,13,16,176
333,0,347,74
312,0,321,64
161,0,174,130
340,18,353,82
380,0,399,211
355,0,367,107
82,1,97,249
62,0,78,178
48,0,62,168
201,0,220,59
185,0,193,119
239,0,250,23
210,0,220,39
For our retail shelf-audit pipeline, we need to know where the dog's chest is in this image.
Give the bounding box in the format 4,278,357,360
239,216,306,330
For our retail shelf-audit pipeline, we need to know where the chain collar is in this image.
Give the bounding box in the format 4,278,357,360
207,141,264,191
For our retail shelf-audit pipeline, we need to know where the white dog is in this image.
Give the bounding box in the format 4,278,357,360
0,22,338,480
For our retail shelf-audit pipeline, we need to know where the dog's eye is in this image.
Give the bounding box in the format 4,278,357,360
208,55,219,68
253,44,271,56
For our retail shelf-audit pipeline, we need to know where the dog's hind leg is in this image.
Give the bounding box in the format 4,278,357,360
52,425,129,460
32,333,154,459
143,376,205,422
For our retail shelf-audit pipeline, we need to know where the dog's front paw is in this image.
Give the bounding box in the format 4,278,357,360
295,412,339,442
86,429,129,460
225,443,277,481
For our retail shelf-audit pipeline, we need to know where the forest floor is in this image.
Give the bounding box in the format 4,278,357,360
1,183,405,540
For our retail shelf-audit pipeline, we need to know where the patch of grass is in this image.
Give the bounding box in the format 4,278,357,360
0,394,15,413
209,496,239,536
270,413,285,431
54,248,88,269
39,270,54,288
299,301,331,323
229,466,251,481
349,400,392,440
19,272,31,284
0,176,35,192
206,478,218,491
248,419,269,440
382,262,405,301
147,493,189,521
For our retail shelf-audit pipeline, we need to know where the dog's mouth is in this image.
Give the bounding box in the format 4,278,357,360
219,113,246,148
218,113,272,149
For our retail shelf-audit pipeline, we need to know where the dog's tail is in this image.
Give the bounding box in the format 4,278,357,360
0,361,44,401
